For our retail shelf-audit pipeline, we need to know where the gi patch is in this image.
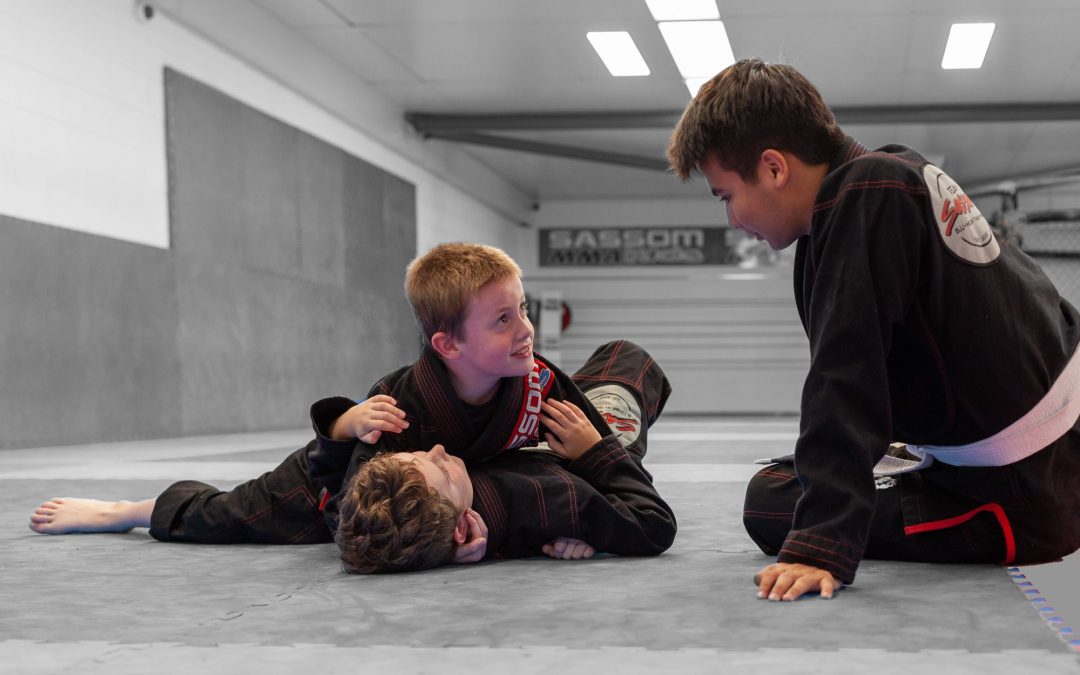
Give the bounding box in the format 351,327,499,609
584,383,642,447
923,164,1000,265
875,476,897,490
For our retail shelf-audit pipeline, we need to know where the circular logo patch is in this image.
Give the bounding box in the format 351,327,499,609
923,164,1000,265
584,384,642,447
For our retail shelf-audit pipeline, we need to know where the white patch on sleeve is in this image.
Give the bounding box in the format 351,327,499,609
584,384,642,447
923,164,1000,265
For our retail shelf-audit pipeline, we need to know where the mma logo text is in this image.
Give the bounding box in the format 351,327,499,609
547,228,705,250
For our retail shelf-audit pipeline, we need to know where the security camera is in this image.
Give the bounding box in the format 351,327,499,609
134,1,155,23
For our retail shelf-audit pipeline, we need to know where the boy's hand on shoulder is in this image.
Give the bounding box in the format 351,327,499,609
329,395,409,442
539,399,602,461
542,536,595,560
754,562,841,601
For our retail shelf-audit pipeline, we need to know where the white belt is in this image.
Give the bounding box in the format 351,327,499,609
874,342,1080,477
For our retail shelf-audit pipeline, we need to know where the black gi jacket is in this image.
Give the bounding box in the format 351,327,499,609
308,398,676,559
784,137,1080,582
307,341,675,557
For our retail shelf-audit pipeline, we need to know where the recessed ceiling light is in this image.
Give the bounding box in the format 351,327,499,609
645,0,719,22
586,31,651,77
941,22,995,69
658,21,734,79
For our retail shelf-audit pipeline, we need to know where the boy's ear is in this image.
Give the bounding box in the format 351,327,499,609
453,510,470,545
759,149,790,187
430,331,460,360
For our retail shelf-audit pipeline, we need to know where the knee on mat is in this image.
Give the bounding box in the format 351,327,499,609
741,466,799,555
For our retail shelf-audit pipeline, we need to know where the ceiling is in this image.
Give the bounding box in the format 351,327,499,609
244,0,1080,202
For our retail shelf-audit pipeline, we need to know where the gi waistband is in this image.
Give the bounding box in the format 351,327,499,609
874,341,1080,477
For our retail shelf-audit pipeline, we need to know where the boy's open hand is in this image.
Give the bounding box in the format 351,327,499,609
542,536,595,560
330,395,409,443
452,508,488,564
539,399,602,461
754,562,841,601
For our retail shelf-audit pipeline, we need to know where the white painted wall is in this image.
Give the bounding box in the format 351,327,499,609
0,1,169,247
0,0,532,253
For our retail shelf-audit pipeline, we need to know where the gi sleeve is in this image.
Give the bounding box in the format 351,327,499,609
307,396,367,501
782,180,927,583
565,435,677,555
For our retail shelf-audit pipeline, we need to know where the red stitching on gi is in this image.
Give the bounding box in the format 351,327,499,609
600,340,624,379
287,517,326,544
742,510,795,519
472,474,505,538
813,180,928,213
239,486,314,524
580,445,625,474
784,537,861,566
543,464,580,534
903,502,1017,564
778,544,852,573
415,357,465,446
755,469,795,481
527,477,548,529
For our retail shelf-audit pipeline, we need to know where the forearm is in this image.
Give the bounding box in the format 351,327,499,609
568,437,677,554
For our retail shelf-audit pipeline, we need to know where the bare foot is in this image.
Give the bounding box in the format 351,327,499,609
29,498,153,534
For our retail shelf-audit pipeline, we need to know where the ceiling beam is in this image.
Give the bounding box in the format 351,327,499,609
424,131,668,171
407,102,1080,133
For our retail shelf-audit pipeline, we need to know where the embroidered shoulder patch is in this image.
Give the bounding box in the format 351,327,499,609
923,164,1000,265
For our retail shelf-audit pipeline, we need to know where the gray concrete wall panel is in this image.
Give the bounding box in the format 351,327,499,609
0,70,417,448
0,216,182,448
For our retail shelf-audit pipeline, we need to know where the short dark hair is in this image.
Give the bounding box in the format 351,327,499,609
335,453,461,573
668,59,845,181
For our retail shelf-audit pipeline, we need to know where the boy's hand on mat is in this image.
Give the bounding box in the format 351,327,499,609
754,562,840,601
542,536,595,560
452,508,488,564
331,395,409,442
539,399,602,461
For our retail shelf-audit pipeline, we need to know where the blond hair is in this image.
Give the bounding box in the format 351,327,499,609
668,59,844,182
335,453,462,574
405,242,522,347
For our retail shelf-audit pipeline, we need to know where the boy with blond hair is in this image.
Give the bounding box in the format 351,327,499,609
32,243,675,572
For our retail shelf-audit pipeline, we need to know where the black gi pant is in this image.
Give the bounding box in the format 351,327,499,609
743,427,1080,567
149,340,669,545
150,441,332,544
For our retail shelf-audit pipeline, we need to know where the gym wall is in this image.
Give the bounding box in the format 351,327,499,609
0,70,417,449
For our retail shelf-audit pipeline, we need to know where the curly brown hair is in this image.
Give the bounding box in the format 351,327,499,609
668,58,844,182
405,242,522,348
335,453,462,574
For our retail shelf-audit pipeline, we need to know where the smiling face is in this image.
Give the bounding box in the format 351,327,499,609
435,276,535,404
699,151,809,251
392,445,473,512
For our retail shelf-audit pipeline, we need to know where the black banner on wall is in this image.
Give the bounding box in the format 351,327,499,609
538,227,728,266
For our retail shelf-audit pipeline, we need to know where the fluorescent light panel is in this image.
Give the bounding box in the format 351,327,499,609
587,31,650,76
645,0,719,22
941,22,995,69
658,21,734,78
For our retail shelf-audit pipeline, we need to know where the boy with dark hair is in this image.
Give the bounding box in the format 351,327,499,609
669,58,1080,601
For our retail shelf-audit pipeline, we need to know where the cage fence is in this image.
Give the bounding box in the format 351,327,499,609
1008,209,1080,309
